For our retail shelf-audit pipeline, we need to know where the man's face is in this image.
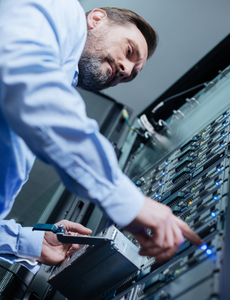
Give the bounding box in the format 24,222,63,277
78,22,148,92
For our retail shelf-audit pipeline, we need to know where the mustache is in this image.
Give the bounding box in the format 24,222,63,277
104,57,121,85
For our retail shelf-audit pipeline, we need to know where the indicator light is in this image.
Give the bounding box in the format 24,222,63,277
211,212,216,217
189,201,192,205
175,270,179,274
206,249,212,255
201,142,204,145
217,168,222,172
215,182,220,186
186,217,189,220
224,114,228,118
203,132,205,135
199,152,202,155
159,182,162,187
165,162,169,166
162,172,166,176
222,134,226,138
221,144,225,148
155,194,159,198
200,244,207,251
223,123,227,127
213,196,218,201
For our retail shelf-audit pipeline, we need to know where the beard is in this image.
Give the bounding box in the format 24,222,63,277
77,29,120,92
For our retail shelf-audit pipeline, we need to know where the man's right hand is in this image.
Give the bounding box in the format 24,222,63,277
126,197,203,263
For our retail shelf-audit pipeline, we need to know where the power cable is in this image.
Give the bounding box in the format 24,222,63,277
151,82,208,114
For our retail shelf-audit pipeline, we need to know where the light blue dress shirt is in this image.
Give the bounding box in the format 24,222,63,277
0,0,144,272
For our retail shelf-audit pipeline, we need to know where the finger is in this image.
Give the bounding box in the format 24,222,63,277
139,246,170,257
153,228,182,263
67,232,90,253
154,244,178,263
164,220,175,249
67,245,82,256
153,223,166,249
140,220,184,259
130,228,152,247
172,219,184,246
57,220,92,235
68,232,91,237
134,223,169,256
142,222,174,256
133,224,167,250
175,217,204,247
134,231,165,255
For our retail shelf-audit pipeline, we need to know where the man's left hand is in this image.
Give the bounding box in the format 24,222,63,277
37,220,92,265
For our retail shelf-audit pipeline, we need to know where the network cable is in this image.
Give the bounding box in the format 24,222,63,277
122,109,151,139
151,82,208,114
149,82,208,131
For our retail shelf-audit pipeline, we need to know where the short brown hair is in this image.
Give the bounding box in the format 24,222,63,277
86,7,158,59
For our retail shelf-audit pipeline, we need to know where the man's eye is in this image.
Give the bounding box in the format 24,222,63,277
127,47,131,55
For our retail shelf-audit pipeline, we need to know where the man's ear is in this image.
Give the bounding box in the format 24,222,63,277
86,9,107,30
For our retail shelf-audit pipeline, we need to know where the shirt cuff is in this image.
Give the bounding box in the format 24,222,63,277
18,227,44,258
0,256,41,274
101,171,145,227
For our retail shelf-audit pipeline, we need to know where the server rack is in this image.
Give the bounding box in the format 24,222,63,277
26,64,230,300
93,64,230,300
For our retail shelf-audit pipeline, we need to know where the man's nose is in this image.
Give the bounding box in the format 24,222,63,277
118,60,133,78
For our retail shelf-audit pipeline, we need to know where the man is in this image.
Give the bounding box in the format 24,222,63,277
0,0,203,274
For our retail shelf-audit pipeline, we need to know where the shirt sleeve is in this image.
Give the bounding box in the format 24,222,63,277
0,2,145,228
0,220,44,273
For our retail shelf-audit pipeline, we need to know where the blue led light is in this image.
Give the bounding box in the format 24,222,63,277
165,162,169,166
155,194,159,198
217,168,222,172
162,172,166,176
215,182,220,186
200,244,207,251
211,212,216,217
222,134,226,138
213,196,218,201
206,249,212,255
224,114,228,118
221,144,225,148
223,123,227,127
158,182,162,187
